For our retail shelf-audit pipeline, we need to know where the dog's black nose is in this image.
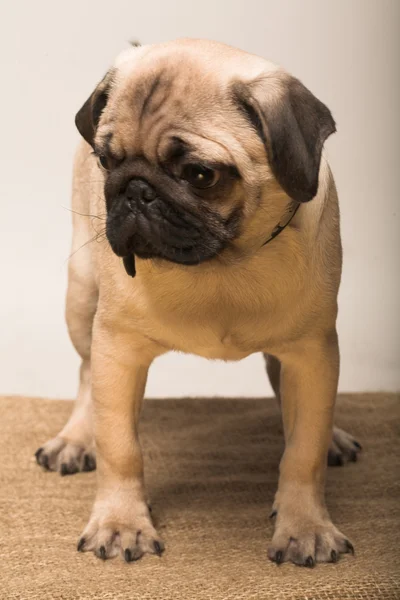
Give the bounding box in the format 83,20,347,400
125,178,157,203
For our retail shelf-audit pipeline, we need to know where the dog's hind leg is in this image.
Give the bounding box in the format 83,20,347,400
35,143,99,475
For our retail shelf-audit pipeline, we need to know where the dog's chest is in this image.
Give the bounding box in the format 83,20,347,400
155,313,267,360
131,266,291,360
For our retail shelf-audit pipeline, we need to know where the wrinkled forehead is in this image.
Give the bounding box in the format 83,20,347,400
114,45,227,127
96,41,273,170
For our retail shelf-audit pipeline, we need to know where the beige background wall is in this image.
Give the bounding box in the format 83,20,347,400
1,0,399,398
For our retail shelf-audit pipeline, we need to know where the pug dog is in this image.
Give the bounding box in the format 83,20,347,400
35,38,362,567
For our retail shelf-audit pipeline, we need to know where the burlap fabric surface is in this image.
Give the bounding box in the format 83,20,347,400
0,394,399,599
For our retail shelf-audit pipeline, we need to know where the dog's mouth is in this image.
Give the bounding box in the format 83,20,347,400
105,195,230,267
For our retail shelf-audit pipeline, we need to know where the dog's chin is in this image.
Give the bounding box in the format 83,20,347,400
108,230,226,266
135,243,219,266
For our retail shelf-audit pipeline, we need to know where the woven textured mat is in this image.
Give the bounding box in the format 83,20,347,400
0,394,399,599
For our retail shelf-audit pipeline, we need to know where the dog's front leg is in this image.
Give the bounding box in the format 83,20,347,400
268,330,354,566
78,315,164,562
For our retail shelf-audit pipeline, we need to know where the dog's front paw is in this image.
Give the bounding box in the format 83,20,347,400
78,495,164,562
35,437,96,475
268,494,353,566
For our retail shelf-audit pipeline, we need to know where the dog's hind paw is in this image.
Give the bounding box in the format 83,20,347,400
35,437,96,475
328,426,362,467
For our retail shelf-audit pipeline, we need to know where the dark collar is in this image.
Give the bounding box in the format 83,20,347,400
122,201,300,277
261,201,300,247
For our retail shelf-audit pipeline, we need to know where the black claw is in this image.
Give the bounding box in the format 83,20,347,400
353,441,362,450
34,447,43,462
83,454,96,472
305,556,315,568
269,510,277,519
130,548,144,562
60,462,79,476
41,454,50,470
77,537,86,552
99,545,107,560
331,550,338,563
349,450,358,462
153,541,164,556
345,540,355,555
275,550,283,565
124,548,132,562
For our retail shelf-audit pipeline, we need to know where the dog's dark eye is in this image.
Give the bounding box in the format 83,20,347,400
98,154,110,170
181,164,220,189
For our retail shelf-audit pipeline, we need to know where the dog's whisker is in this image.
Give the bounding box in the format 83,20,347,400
65,231,106,263
62,206,106,221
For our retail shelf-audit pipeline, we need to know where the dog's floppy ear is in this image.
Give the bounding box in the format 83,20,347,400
234,72,336,203
75,69,114,148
